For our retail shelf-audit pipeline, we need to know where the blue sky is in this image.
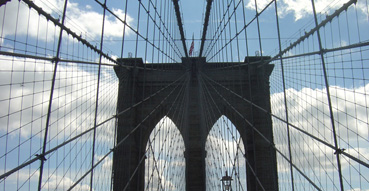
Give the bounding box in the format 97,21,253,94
2,0,367,63
1,0,369,191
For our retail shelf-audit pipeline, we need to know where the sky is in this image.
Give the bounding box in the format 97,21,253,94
0,0,369,191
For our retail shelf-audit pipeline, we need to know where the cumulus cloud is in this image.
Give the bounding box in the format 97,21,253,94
1,168,39,186
95,155,113,170
0,0,59,43
0,54,117,191
272,84,369,144
42,173,91,191
245,0,368,21
347,189,369,191
1,168,92,190
0,0,133,43
0,55,117,141
64,2,134,40
271,84,369,188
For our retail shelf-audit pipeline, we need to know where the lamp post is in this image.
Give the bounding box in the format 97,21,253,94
220,171,233,191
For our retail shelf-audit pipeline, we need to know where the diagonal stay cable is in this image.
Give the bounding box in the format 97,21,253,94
203,0,242,59
21,0,117,64
0,72,187,181
0,51,118,67
93,0,179,63
172,0,188,57
140,0,185,58
272,40,369,61
199,73,263,191
200,69,249,191
145,140,166,191
21,0,181,64
202,72,323,191
0,50,187,71
202,72,369,169
199,0,213,57
142,77,188,190
205,0,273,61
202,91,248,191
135,0,184,59
131,80,188,191
66,74,188,191
123,90,184,191
201,78,245,160
144,95,187,190
204,39,369,71
200,68,243,186
206,0,357,63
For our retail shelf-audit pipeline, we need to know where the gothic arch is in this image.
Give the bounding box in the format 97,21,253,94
113,57,277,191
205,115,247,191
203,103,251,152
144,116,186,191
140,111,185,157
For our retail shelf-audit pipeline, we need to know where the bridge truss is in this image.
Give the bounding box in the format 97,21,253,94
0,0,368,190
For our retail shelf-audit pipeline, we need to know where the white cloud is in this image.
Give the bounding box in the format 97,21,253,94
0,0,60,43
0,55,118,141
95,155,112,169
1,168,92,191
64,2,134,40
272,84,369,142
346,189,369,191
42,174,91,191
1,168,39,184
245,0,368,21
0,0,133,44
245,0,273,11
271,83,369,185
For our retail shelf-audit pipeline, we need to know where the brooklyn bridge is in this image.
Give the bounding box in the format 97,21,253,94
0,0,368,190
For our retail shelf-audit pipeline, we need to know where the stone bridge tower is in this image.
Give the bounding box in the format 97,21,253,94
112,57,278,191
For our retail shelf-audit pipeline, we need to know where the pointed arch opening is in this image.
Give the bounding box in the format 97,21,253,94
144,116,185,191
205,115,247,191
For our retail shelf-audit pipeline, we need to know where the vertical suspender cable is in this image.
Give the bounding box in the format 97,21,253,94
274,1,295,190
90,0,108,190
120,0,129,58
37,0,68,190
310,0,344,190
253,0,263,57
